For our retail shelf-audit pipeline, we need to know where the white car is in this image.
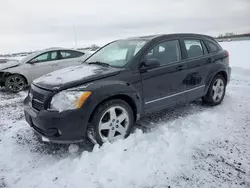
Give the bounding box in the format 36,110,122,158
0,48,90,92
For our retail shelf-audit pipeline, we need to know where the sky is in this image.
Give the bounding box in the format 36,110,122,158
0,0,250,54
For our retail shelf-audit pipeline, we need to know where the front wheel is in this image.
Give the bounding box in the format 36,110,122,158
5,74,27,93
88,99,134,145
202,74,226,105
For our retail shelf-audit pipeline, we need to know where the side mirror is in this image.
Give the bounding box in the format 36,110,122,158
143,59,160,69
28,59,37,64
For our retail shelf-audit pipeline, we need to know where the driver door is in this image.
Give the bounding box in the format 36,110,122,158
24,51,59,81
141,39,188,113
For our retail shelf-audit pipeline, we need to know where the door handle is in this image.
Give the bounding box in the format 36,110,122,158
52,64,58,67
207,58,214,63
176,65,185,71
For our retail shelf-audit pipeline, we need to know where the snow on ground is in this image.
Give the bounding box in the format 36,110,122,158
0,41,250,188
219,40,250,69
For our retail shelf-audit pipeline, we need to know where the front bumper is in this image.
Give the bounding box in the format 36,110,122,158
24,96,90,144
0,72,7,86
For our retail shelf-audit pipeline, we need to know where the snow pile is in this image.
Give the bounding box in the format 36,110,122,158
33,65,99,86
0,109,225,188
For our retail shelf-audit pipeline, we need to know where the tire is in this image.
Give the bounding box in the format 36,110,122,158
202,74,226,106
87,99,134,145
5,74,27,93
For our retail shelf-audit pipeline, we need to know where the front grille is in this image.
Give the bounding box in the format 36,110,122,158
32,100,44,111
30,86,46,111
33,91,44,101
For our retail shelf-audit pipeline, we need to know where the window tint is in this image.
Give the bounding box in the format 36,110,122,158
206,41,219,53
60,50,84,59
184,40,204,58
145,40,181,65
31,51,58,63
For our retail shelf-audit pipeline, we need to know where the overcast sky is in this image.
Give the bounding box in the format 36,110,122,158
0,0,250,54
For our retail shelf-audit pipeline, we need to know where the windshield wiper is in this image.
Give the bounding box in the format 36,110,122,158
88,61,110,67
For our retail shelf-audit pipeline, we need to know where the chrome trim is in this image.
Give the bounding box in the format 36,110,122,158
145,85,205,104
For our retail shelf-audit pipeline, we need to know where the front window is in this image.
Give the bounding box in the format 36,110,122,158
86,39,148,67
29,51,57,63
144,40,181,66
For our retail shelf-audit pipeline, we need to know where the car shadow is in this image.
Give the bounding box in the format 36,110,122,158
137,99,209,132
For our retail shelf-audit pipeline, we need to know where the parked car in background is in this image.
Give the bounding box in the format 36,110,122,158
24,33,231,145
0,48,90,92
0,58,19,64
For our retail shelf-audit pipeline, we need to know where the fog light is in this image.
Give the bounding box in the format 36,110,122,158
42,136,50,142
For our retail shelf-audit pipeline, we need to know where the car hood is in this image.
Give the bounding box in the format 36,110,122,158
0,61,20,70
33,64,120,90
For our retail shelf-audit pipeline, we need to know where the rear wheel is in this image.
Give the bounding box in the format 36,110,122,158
4,74,27,92
202,74,226,105
88,99,134,145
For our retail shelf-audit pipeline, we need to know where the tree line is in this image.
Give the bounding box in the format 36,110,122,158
216,32,250,39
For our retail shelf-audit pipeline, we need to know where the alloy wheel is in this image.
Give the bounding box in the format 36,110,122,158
212,78,225,102
6,76,25,92
98,106,130,142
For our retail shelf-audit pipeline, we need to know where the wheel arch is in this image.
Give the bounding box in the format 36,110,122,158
4,72,28,85
89,94,138,123
217,71,228,85
205,70,228,93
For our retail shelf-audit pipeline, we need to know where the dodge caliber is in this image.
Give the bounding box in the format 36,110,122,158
24,34,231,145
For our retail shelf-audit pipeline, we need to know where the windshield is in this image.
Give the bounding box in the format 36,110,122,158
19,51,41,64
86,39,148,67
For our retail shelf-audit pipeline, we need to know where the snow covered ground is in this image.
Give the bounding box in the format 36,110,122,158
0,41,250,188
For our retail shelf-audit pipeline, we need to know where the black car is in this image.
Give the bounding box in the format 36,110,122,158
24,33,231,145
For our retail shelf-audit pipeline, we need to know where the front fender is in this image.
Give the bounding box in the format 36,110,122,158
0,66,31,84
78,80,143,122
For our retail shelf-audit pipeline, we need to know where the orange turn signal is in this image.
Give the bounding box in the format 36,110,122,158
76,91,92,108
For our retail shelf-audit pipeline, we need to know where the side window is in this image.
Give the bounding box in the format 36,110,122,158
61,51,71,58
35,53,49,62
205,41,220,53
145,40,181,65
60,50,84,59
184,40,204,58
51,52,57,60
30,51,57,63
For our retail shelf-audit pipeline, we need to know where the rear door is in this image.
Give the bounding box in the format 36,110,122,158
141,39,188,113
180,38,214,101
56,50,85,69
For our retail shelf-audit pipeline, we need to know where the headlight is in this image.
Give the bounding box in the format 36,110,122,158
49,91,91,112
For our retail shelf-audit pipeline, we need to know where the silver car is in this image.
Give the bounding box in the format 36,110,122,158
0,48,90,92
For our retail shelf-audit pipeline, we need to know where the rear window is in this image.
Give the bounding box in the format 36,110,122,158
60,50,84,59
184,40,204,58
204,40,222,53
